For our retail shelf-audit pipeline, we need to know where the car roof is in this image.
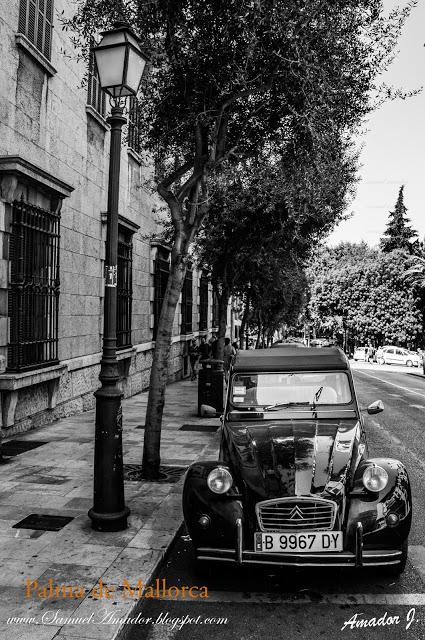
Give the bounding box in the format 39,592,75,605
232,347,350,372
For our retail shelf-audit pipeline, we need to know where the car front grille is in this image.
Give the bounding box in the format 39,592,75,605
256,497,336,532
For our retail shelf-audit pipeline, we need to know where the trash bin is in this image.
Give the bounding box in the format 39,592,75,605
198,359,224,416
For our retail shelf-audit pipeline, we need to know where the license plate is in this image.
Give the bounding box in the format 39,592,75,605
255,531,343,553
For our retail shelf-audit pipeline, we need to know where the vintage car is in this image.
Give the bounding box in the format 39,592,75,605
183,347,412,573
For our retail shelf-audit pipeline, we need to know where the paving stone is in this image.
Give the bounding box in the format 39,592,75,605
0,377,220,640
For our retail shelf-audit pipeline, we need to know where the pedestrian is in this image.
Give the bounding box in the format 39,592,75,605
223,337,236,382
188,338,199,381
210,334,218,359
199,336,211,368
232,340,239,355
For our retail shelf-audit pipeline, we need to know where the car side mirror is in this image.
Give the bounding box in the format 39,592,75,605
367,400,384,415
200,404,217,418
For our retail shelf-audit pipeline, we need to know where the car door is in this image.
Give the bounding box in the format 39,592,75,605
384,347,396,363
395,348,406,365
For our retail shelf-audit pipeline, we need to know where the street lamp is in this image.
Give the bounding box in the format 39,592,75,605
88,22,148,532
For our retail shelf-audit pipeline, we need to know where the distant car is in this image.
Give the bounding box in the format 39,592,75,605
376,346,421,367
353,347,368,362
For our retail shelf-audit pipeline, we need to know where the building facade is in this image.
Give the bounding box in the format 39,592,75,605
0,0,215,436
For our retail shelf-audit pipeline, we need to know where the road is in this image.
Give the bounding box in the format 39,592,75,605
125,362,425,640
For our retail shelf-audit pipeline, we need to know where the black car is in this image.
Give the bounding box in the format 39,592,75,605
183,347,411,573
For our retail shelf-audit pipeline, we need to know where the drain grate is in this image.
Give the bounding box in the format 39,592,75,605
13,514,74,532
179,424,219,432
1,440,48,457
124,464,188,483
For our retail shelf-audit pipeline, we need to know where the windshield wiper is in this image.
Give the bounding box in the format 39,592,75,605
264,402,311,411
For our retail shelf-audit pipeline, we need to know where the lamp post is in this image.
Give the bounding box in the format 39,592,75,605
88,22,148,532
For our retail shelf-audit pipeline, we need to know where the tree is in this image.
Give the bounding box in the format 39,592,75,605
196,127,358,348
69,0,415,478
308,243,423,349
380,186,418,254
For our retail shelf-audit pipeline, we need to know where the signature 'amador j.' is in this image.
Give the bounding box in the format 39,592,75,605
183,347,412,574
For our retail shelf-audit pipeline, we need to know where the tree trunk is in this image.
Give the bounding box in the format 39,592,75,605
142,245,187,479
239,298,250,349
216,288,230,361
255,312,263,349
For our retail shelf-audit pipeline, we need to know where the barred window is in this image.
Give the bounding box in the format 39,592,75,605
212,286,219,328
181,269,193,335
87,50,106,118
127,96,142,155
199,274,208,331
8,198,60,371
153,248,170,340
18,0,53,60
117,228,133,349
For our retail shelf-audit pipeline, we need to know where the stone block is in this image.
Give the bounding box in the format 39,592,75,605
58,369,73,403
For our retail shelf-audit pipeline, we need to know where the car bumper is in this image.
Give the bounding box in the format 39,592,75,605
196,547,403,568
194,520,404,568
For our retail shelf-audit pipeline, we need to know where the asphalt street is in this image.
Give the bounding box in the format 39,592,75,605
125,362,425,640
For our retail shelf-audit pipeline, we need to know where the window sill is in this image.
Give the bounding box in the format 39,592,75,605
86,105,109,131
15,34,56,77
117,347,135,360
127,148,143,165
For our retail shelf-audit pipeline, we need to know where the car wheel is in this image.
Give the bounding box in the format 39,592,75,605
383,538,408,577
406,360,413,367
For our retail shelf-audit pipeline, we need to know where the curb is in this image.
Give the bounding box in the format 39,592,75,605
115,523,185,640
113,435,219,640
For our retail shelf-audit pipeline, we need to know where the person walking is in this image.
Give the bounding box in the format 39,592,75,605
188,338,199,381
199,336,211,368
223,337,236,382
209,334,218,360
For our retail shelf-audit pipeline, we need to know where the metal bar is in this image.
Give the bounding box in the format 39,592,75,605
236,518,243,564
356,521,363,567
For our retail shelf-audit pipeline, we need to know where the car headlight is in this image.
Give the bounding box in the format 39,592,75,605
362,464,389,492
207,467,233,494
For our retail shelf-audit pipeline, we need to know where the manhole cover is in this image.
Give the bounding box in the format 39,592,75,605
179,424,219,432
13,514,74,532
124,464,188,483
1,440,48,457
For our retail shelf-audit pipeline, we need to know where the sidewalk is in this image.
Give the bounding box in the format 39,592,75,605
0,378,220,640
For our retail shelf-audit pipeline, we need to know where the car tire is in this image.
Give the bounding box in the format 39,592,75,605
406,360,413,368
382,538,408,577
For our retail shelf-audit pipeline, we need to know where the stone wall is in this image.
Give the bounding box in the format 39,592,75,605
0,0,213,437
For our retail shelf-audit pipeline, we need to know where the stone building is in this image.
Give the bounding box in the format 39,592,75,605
0,0,215,436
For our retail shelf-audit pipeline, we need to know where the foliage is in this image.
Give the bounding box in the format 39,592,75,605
308,243,423,347
195,130,358,338
380,186,418,254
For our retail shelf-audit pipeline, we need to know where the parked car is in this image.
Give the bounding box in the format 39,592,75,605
376,346,421,367
353,346,368,362
183,347,411,574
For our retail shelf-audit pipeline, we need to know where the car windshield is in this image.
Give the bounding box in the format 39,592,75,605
230,372,352,408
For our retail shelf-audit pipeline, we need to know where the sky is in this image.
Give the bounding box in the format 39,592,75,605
327,0,425,248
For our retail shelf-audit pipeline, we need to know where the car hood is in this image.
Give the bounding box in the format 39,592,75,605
227,418,362,500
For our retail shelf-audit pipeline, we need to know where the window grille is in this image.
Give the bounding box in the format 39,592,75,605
87,50,106,117
212,287,219,327
199,274,208,331
18,0,54,60
127,96,142,155
153,248,170,340
8,198,60,371
181,269,193,335
117,228,133,349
